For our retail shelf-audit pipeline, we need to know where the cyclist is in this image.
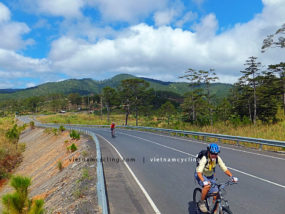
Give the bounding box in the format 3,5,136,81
110,122,115,137
195,143,238,213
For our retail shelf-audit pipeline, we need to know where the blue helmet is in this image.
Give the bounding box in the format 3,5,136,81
208,143,220,154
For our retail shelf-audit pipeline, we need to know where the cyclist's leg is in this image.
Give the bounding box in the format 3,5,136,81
195,172,211,200
208,177,219,213
194,172,210,212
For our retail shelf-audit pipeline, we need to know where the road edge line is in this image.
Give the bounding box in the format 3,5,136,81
96,133,161,214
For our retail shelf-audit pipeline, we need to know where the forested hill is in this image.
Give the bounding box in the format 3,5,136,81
0,74,233,100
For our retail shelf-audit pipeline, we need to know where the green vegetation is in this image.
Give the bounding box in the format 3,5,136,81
0,74,232,102
81,168,90,180
68,143,77,152
29,121,35,129
1,175,45,214
6,124,20,145
1,23,285,146
0,118,24,179
38,112,285,142
70,130,80,140
52,128,58,136
73,168,90,199
57,160,63,171
59,125,65,132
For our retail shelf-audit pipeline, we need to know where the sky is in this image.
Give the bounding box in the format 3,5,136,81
0,0,284,89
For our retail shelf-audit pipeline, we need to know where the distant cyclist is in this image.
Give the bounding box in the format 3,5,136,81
195,143,238,213
110,122,115,137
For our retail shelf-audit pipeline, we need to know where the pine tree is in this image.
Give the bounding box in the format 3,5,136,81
240,56,261,125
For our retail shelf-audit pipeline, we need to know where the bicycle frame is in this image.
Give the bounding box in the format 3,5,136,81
205,181,234,214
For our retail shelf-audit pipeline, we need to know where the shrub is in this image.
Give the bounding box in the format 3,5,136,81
18,143,26,152
69,143,77,152
81,150,88,157
52,128,58,136
59,125,65,132
57,160,63,171
5,124,20,144
82,168,89,180
70,130,80,140
44,128,53,134
30,121,35,129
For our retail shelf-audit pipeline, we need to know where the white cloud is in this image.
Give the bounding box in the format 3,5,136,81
33,19,51,29
0,2,32,51
47,0,285,84
93,0,167,22
38,0,84,18
262,0,284,6
0,49,51,72
192,13,218,40
0,22,31,50
176,11,197,28
192,0,206,6
154,9,181,26
20,0,85,18
59,18,117,42
1,0,285,88
0,2,10,23
0,81,14,89
26,82,36,88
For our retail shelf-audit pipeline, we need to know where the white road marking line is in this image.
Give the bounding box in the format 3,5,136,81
96,133,161,214
120,131,285,189
118,128,285,161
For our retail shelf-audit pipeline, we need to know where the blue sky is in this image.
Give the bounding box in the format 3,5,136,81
0,0,284,88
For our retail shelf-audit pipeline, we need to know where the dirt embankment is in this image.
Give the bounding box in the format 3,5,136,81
0,128,100,214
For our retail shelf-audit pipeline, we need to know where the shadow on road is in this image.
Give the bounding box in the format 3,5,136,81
188,201,198,214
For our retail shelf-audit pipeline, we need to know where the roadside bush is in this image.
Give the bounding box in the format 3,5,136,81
1,175,45,214
70,130,80,140
44,128,52,134
59,125,66,132
30,121,35,129
68,143,77,152
52,128,58,136
18,143,26,153
6,124,20,144
57,160,63,171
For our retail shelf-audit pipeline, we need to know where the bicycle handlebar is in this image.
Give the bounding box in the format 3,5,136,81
211,179,237,189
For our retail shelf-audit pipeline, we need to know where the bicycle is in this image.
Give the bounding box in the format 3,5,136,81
193,179,237,214
111,128,115,138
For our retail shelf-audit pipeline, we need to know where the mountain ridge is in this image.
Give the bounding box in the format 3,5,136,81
0,74,233,101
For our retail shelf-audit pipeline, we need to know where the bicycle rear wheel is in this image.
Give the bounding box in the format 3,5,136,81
222,206,233,214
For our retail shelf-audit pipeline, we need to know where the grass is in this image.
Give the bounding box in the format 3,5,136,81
38,113,285,140
37,112,285,151
0,117,23,179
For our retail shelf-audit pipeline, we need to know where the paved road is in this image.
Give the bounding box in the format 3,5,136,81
86,127,285,214
17,117,285,213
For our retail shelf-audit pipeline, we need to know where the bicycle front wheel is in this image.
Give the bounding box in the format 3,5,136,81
222,206,233,214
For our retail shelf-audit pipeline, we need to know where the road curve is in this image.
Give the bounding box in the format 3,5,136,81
17,117,285,213
87,127,285,214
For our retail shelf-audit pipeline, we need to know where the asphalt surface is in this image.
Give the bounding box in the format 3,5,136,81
17,117,285,214
86,127,285,214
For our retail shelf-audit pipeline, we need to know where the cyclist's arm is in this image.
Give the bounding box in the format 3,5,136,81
196,156,207,181
217,156,232,177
